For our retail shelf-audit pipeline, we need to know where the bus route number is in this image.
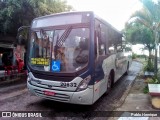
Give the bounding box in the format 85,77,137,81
61,82,77,87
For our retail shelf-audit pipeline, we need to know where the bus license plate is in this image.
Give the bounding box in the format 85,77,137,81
44,91,55,96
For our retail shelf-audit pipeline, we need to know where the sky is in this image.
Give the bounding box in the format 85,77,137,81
67,0,142,31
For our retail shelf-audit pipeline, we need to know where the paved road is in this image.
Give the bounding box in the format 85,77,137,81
0,61,142,120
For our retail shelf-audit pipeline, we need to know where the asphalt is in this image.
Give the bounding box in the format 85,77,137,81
0,71,27,101
0,71,27,87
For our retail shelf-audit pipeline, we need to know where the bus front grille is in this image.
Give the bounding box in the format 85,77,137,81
34,89,70,102
32,72,74,82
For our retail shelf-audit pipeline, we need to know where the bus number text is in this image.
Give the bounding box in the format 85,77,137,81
61,82,77,87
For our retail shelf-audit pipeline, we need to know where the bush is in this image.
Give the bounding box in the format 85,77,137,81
132,53,137,59
146,77,160,84
143,59,154,72
143,85,149,94
136,54,147,59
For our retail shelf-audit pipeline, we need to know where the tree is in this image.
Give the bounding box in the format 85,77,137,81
128,0,160,74
29,0,72,17
0,0,73,36
124,23,154,59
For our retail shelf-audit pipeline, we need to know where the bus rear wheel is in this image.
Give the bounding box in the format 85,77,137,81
106,73,112,94
125,62,129,75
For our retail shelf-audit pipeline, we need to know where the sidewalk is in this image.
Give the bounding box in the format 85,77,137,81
109,69,160,120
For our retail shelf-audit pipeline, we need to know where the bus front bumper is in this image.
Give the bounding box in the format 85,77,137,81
27,81,94,105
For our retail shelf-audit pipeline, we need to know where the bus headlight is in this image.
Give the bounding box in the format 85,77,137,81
76,75,91,92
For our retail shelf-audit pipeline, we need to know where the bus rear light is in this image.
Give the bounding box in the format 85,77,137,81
76,75,91,92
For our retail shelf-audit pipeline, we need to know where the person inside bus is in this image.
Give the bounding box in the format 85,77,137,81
42,31,50,58
75,38,89,64
31,32,40,58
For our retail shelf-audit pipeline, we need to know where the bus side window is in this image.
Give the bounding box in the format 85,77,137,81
99,44,105,55
95,21,107,57
117,44,122,52
95,31,105,56
97,27,106,55
31,32,40,58
99,34,106,55
108,43,115,54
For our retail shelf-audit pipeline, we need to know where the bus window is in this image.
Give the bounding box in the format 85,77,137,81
99,26,106,55
95,22,106,56
30,32,40,58
116,44,122,52
95,31,106,57
109,45,115,54
29,27,89,72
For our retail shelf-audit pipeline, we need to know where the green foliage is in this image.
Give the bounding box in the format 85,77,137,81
132,53,137,59
0,0,33,35
124,23,154,50
143,59,154,72
146,77,160,84
29,0,72,17
0,0,73,36
145,70,160,84
124,0,160,75
143,85,149,94
140,0,160,23
136,54,147,59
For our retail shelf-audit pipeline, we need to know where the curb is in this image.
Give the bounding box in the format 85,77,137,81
115,78,136,108
114,61,143,109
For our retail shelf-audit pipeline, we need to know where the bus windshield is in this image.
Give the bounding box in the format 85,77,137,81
29,27,89,73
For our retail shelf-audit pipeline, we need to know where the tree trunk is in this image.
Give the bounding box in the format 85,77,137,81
154,45,158,76
149,49,151,59
154,44,158,76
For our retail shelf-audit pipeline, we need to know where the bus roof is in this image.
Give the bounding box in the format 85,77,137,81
33,11,94,20
33,11,122,36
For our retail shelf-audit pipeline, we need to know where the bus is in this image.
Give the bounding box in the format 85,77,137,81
23,11,132,105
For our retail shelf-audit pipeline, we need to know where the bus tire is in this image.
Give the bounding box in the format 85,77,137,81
125,62,129,75
106,72,113,94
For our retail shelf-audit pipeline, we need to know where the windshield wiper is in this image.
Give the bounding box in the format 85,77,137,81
54,26,72,59
56,26,72,47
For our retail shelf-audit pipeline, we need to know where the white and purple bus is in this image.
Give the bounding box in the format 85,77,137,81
24,11,132,105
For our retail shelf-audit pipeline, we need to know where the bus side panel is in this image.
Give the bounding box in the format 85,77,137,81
114,52,127,82
94,52,131,104
93,55,116,103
